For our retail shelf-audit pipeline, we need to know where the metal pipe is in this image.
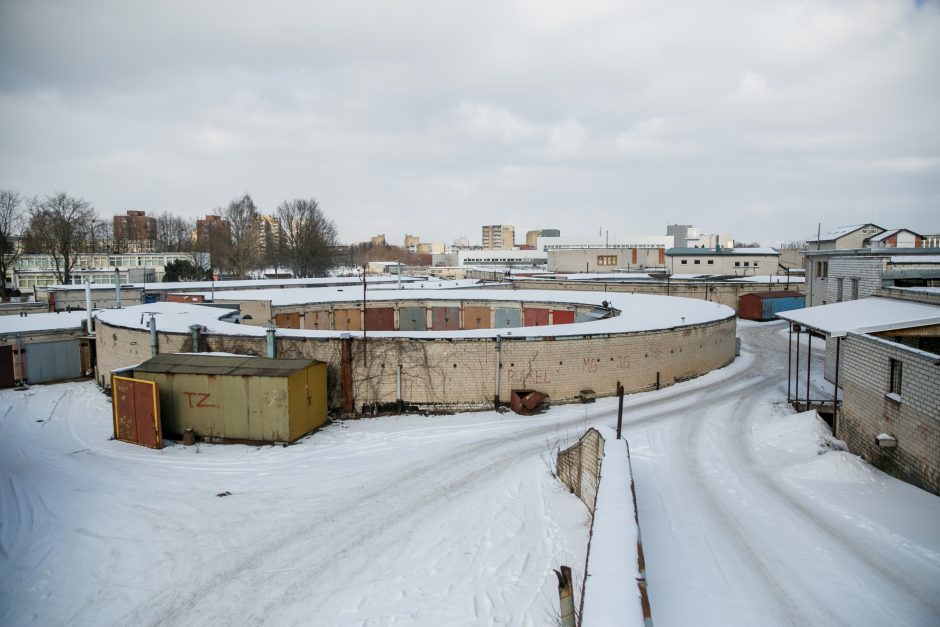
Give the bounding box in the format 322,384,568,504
341,334,353,414
114,267,121,308
494,335,502,410
794,325,801,405
396,364,402,412
85,279,93,333
806,330,812,407
832,337,841,436
189,324,201,353
787,323,792,403
149,313,158,357
266,322,276,358
16,333,25,387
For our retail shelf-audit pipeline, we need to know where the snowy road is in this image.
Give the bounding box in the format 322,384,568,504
1,322,939,626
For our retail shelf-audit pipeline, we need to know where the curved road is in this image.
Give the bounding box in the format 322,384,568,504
1,322,938,626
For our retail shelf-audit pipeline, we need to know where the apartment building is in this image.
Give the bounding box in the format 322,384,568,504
482,225,515,250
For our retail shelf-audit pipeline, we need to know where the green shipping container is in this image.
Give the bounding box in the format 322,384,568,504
132,353,328,444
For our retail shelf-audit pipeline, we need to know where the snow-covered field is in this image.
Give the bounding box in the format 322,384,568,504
2,322,939,626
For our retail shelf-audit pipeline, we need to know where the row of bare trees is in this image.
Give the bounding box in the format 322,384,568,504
207,194,339,279
0,189,340,296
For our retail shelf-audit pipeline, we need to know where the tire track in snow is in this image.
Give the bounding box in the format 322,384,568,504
125,364,762,626
677,390,828,627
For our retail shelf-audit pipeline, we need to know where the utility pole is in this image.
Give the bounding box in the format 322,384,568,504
362,263,368,368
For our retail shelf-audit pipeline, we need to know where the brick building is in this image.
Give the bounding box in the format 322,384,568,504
113,210,158,253
780,292,940,496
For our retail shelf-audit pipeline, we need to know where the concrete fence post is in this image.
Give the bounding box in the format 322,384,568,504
554,565,576,627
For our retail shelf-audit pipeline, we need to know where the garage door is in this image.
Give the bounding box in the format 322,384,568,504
0,345,15,388
25,340,82,384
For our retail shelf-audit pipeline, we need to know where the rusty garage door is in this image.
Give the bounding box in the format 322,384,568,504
274,312,301,329
333,308,362,331
463,306,491,330
112,375,163,449
365,307,396,331
551,310,575,325
304,310,331,330
523,308,550,327
430,306,460,330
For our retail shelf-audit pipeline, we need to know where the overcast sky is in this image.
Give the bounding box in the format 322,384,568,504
1,0,938,247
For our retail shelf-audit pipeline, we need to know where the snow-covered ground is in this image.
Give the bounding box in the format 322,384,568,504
1,322,938,626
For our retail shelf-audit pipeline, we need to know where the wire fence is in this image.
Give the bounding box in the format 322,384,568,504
556,428,604,514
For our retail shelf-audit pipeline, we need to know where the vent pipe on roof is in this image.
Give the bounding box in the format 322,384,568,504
189,324,201,353
85,280,93,334
114,267,121,309
266,321,276,359
149,313,158,357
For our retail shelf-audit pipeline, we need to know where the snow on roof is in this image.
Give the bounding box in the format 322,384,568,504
890,255,940,264
806,224,880,243
727,275,805,284
777,297,940,337
95,290,734,340
40,276,425,292
522,273,654,281
667,247,778,256
0,311,89,334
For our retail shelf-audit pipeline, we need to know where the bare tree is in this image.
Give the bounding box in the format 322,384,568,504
276,198,338,277
156,211,195,252
25,192,99,285
0,189,25,298
223,194,261,278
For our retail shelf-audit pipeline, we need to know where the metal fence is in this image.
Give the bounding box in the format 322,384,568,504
556,428,604,514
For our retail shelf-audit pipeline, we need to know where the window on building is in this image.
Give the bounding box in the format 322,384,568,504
707,259,714,265
681,260,688,265
694,259,701,265
597,255,618,266
744,261,750,267
888,358,902,395
851,278,859,300
836,278,844,302
734,261,741,267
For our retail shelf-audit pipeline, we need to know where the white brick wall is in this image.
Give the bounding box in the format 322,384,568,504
840,332,940,496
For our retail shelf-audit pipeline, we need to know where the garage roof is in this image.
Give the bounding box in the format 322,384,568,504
776,297,940,338
134,353,317,377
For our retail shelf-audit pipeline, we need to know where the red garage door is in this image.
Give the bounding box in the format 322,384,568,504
552,310,575,325
523,308,550,327
113,376,163,449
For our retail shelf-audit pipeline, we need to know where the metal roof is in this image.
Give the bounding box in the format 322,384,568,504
806,223,882,243
133,353,319,377
776,297,940,338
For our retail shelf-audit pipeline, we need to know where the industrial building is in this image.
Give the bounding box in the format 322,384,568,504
666,247,781,276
